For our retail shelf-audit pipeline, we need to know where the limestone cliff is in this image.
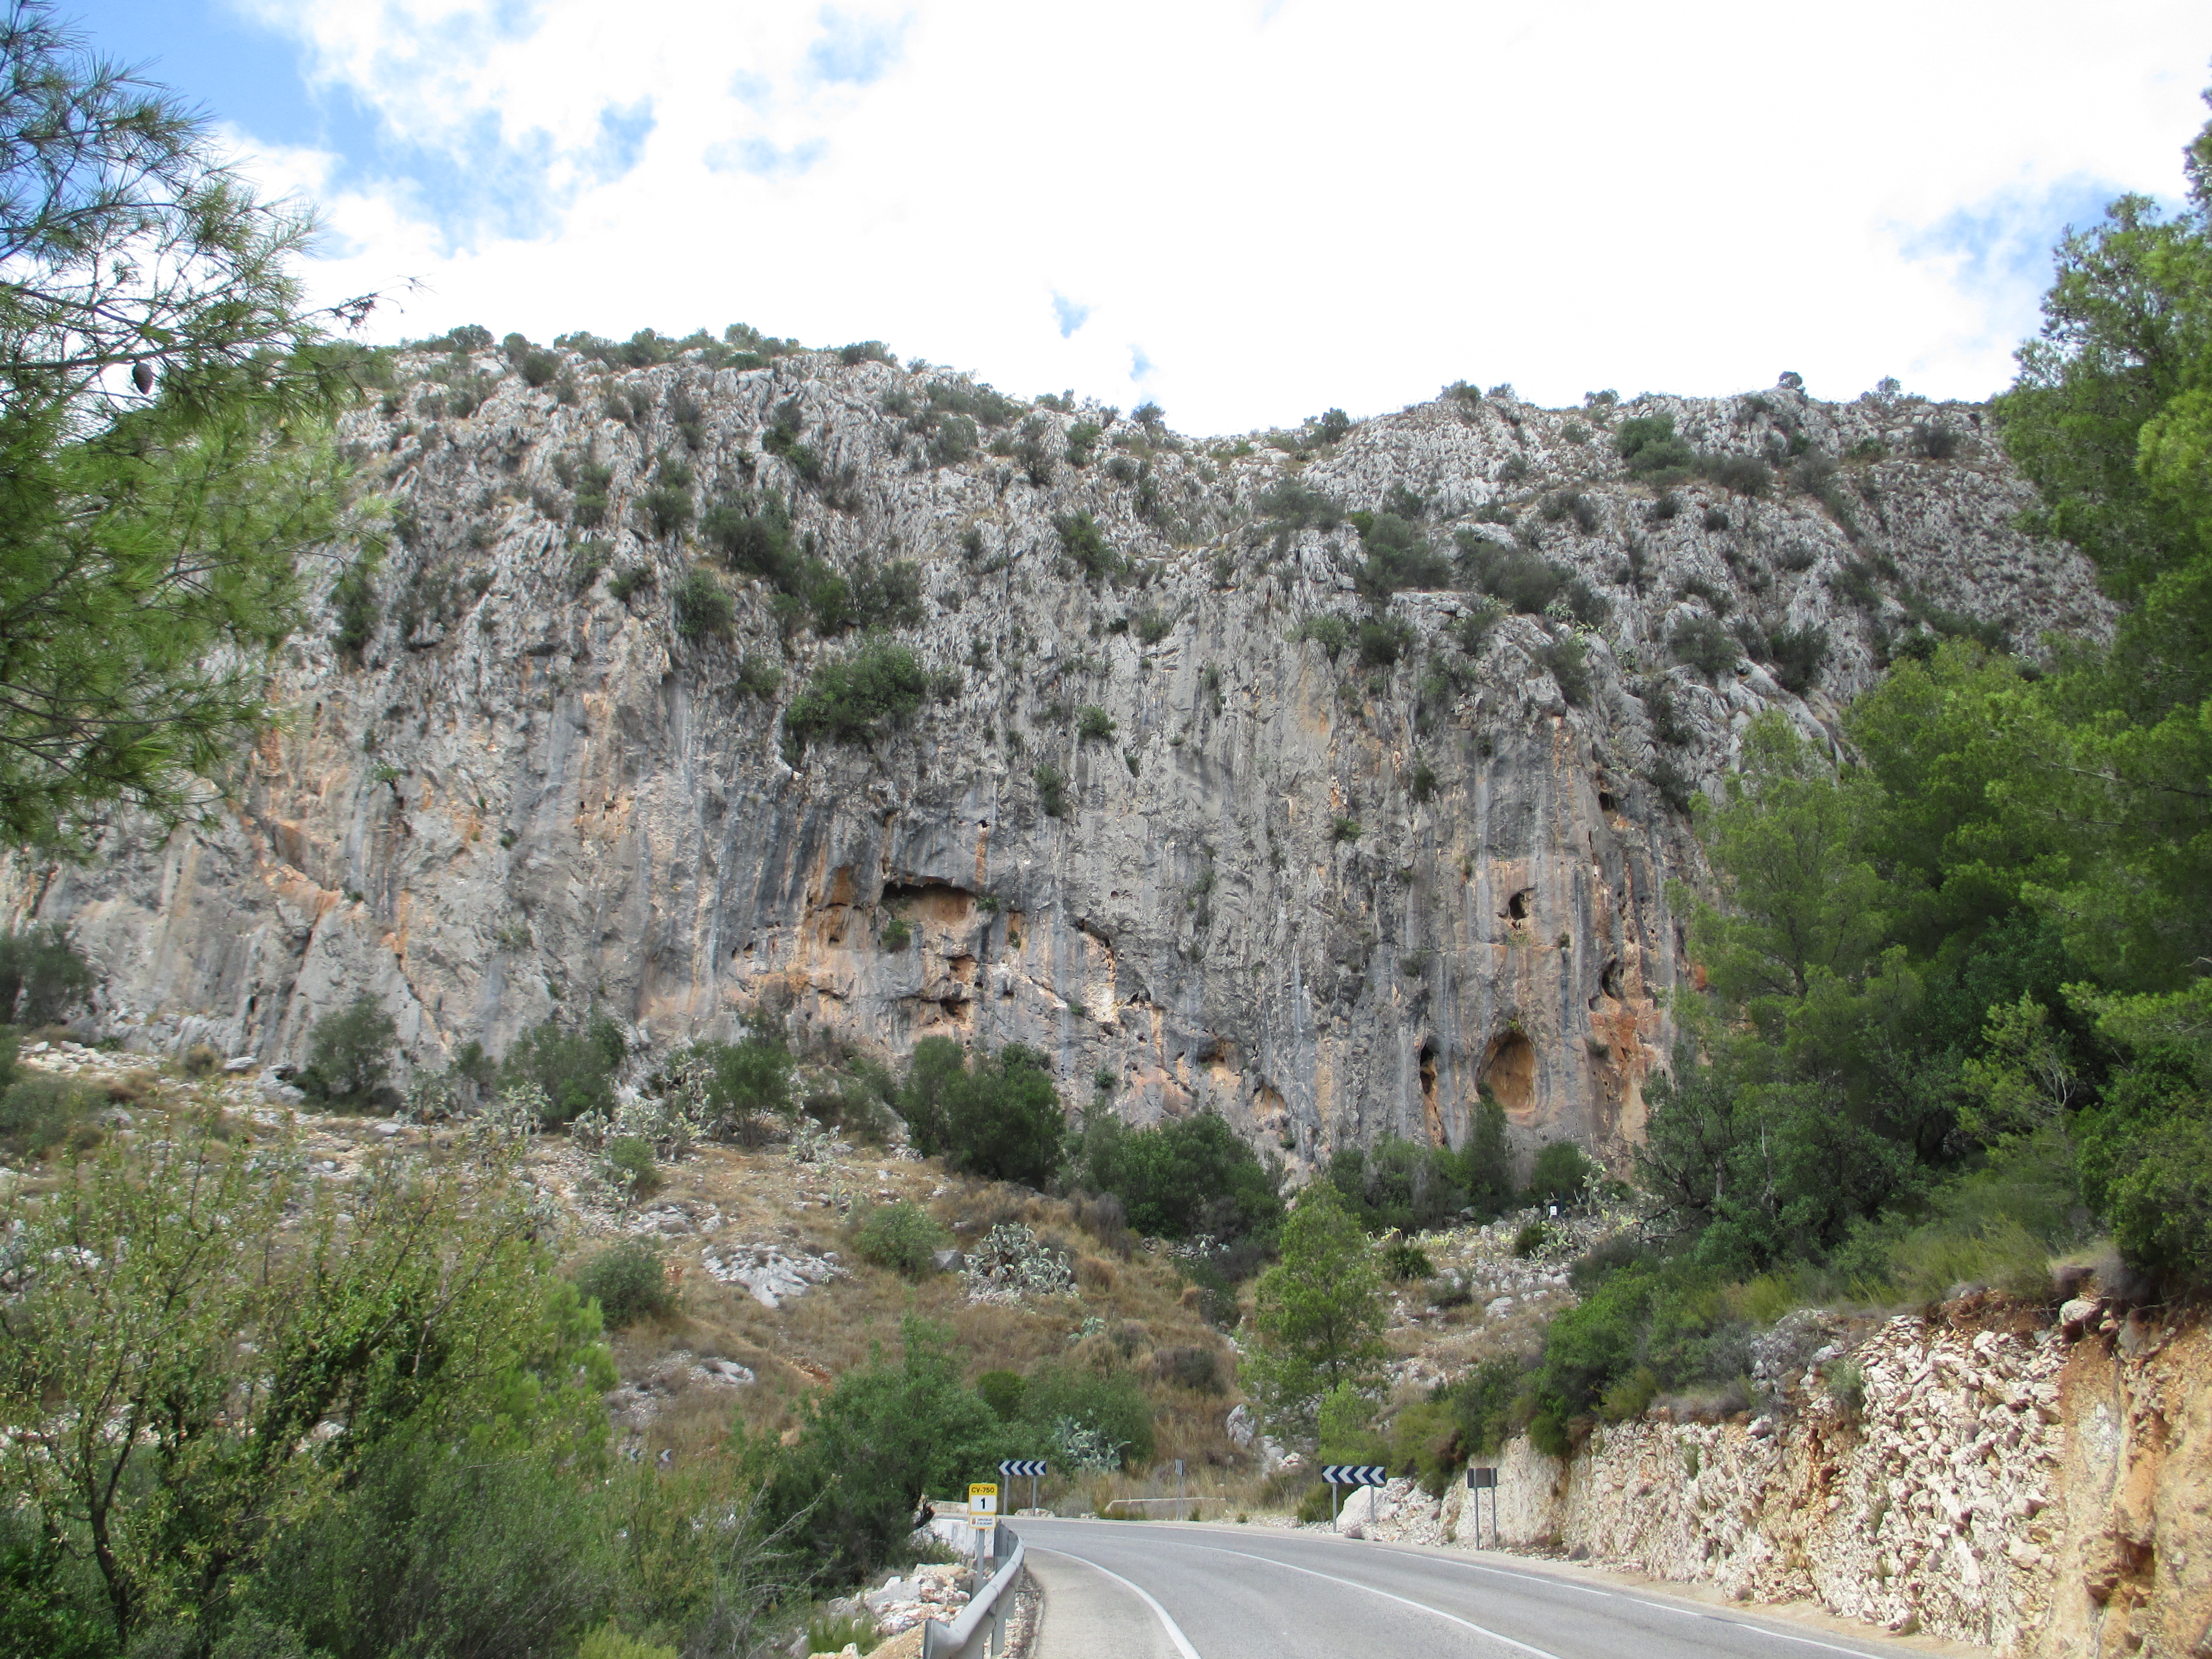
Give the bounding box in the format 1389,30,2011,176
4,347,2110,1168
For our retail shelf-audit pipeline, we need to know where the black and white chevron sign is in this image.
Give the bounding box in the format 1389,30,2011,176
1320,1465,1389,1486
999,1459,1048,1478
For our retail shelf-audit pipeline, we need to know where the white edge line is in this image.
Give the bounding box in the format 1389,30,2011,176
1371,1545,1893,1658
1029,1544,1202,1659
1184,1543,1563,1659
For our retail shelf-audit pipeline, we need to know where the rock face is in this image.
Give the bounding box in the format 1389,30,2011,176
3,348,2109,1166
1336,1309,2211,1658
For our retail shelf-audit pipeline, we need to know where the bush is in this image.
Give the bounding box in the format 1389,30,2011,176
1129,606,1173,645
1022,1364,1155,1469
1540,635,1590,707
601,1135,660,1202
702,491,798,584
0,1067,97,1158
1513,1221,1553,1258
0,926,93,1025
1910,422,1962,459
498,1014,624,1126
1616,414,1695,481
1326,1135,1495,1235
1354,615,1414,670
783,642,930,752
573,1240,673,1329
679,1033,795,1145
1670,613,1740,678
183,1042,222,1077
1331,816,1361,842
1034,762,1067,818
1353,513,1453,597
899,1040,1064,1187
1055,511,1119,580
608,565,654,604
1766,623,1829,695
332,557,379,661
975,1370,1026,1420
1077,704,1116,742
1526,1141,1599,1205
296,995,398,1109
1070,1107,1284,1245
880,915,912,950
1293,612,1353,661
641,483,693,540
854,1200,948,1277
765,1319,1012,1587
1382,1240,1435,1281
671,569,732,640
1454,532,1569,614
1698,453,1771,496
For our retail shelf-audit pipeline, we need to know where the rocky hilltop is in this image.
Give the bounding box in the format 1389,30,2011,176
6,342,2110,1170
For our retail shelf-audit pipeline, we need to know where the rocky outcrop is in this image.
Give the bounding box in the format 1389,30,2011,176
1341,1305,2211,1656
3,347,2110,1167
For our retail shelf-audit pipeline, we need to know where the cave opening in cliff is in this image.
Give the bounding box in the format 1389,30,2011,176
1480,1029,1537,1122
1600,957,1623,999
1419,1038,1442,1143
1506,890,1530,921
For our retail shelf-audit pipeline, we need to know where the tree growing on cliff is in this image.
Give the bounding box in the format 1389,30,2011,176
0,3,380,852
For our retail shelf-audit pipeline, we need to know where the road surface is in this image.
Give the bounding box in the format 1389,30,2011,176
1019,1516,1926,1659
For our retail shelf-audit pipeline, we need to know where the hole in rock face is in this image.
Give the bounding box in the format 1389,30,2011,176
1419,1038,1442,1141
1600,958,1623,999
1480,1030,1538,1123
1507,890,1531,921
1597,790,1618,812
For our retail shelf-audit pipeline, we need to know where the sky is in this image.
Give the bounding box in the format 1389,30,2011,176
77,0,2212,436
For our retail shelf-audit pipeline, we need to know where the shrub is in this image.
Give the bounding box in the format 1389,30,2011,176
1565,578,1611,627
1382,1240,1435,1281
854,1200,948,1277
296,995,398,1109
1910,422,1962,459
901,1041,1065,1187
702,492,798,584
1065,419,1103,466
498,1015,623,1126
1540,635,1590,707
1409,759,1438,803
0,1067,97,1158
1701,505,1730,531
1670,613,1740,678
880,915,912,951
1698,453,1771,496
671,570,733,640
1454,532,1569,614
1617,414,1695,481
1526,1141,1599,1205
975,1370,1026,1420
679,1034,794,1145
332,557,379,661
601,1135,660,1202
1766,623,1829,694
641,484,693,540
733,654,782,698
1256,477,1343,534
1054,511,1119,580
783,642,930,752
1153,1345,1223,1393
1077,705,1116,743
1023,1364,1155,1469
1130,606,1173,645
573,1240,673,1329
182,1042,221,1077
1353,513,1452,597
1331,816,1361,842
1513,1221,1553,1257
1070,1107,1284,1245
1355,615,1414,669
0,926,93,1026
608,565,654,604
1293,612,1353,662
1034,762,1067,818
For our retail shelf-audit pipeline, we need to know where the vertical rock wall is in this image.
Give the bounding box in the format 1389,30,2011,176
0,348,2110,1167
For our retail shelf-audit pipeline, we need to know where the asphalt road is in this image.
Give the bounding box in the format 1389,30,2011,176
1019,1517,1921,1659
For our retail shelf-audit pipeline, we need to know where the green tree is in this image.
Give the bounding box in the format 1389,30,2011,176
294,993,397,1108
0,922,91,1023
0,5,378,851
1243,1183,1385,1435
679,1030,794,1145
500,1014,624,1126
1071,1107,1284,1243
765,1319,1010,1587
0,1124,605,1648
900,1040,1064,1186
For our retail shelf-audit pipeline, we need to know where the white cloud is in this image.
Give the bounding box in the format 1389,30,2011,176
225,0,2212,433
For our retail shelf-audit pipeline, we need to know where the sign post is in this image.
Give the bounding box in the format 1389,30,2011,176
998,1460,1046,1513
967,1483,998,1569
1319,1465,1389,1527
1468,1466,1498,1548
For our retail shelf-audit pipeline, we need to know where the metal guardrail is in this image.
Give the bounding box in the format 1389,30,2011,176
920,1525,1023,1659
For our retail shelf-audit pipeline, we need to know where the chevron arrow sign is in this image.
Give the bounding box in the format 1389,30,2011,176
999,1460,1048,1478
1320,1465,1389,1486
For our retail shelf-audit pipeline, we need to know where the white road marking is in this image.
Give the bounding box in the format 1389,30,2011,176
1029,1545,1203,1659
1184,1544,1563,1659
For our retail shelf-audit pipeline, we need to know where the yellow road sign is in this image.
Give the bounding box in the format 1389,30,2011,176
969,1482,998,1528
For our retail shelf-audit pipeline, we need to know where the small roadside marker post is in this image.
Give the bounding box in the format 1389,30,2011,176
1175,1458,1185,1521
968,1483,998,1570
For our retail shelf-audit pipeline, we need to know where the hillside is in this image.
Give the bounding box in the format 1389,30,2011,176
0,337,2108,1174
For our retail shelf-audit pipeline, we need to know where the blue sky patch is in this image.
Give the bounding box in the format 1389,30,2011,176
1052,293,1091,338
709,135,829,180
804,8,909,88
